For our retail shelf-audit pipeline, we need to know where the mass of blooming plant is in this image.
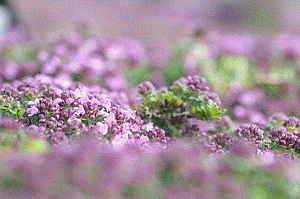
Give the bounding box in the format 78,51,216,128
0,26,300,198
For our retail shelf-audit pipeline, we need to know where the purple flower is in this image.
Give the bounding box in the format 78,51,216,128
4,61,19,80
47,130,68,145
89,57,106,75
174,75,209,91
122,123,132,135
220,33,255,55
130,124,140,133
42,56,61,75
238,89,265,107
248,111,265,123
99,94,112,111
105,43,126,60
73,105,85,116
112,134,128,148
283,117,300,128
66,98,75,105
121,109,136,121
142,123,154,132
96,122,108,136
272,33,300,60
233,105,246,119
90,98,101,109
53,98,63,105
105,75,127,90
105,112,117,128
27,106,39,117
74,87,89,103
204,92,222,106
138,135,149,144
67,115,82,128
138,81,156,95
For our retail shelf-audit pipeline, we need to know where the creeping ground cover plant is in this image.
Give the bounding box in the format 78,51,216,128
0,27,300,198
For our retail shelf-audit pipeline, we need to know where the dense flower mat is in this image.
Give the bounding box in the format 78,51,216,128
0,28,300,198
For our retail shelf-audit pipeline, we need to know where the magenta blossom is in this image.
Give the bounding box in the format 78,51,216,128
27,106,39,117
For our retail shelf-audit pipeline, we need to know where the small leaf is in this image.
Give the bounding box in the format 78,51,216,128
16,108,25,119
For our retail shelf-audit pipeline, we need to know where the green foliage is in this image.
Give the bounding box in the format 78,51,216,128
189,99,225,121
126,65,152,86
0,171,23,190
1,45,37,62
134,79,226,138
0,129,25,153
161,61,186,86
0,99,25,120
257,83,282,99
22,138,48,154
157,163,183,187
233,159,291,199
72,72,84,82
202,55,254,97
160,38,194,85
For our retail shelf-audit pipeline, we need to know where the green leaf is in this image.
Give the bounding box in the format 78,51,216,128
15,108,25,119
190,101,226,121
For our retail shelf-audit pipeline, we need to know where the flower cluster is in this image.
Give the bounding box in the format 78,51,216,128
135,76,226,137
0,74,170,149
268,127,300,149
235,124,264,145
1,25,300,199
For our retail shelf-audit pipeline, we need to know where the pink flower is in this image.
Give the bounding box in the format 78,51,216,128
96,122,108,136
74,87,89,102
122,109,135,120
142,123,154,132
139,135,149,144
4,61,19,80
42,56,61,75
66,98,75,105
27,106,39,117
97,108,109,117
53,98,63,105
73,105,85,116
233,105,246,119
89,57,106,75
90,98,101,109
105,75,126,90
238,90,264,106
259,152,275,166
105,112,117,128
99,94,112,111
105,43,126,60
67,115,82,128
112,134,128,148
122,123,131,135
130,124,140,132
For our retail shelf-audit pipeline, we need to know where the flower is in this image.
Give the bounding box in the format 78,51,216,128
67,115,82,128
96,122,108,136
142,123,154,132
99,94,112,111
73,105,85,117
174,75,209,91
105,112,117,128
138,81,156,95
138,135,149,144
112,134,128,148
90,98,101,109
27,106,39,117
